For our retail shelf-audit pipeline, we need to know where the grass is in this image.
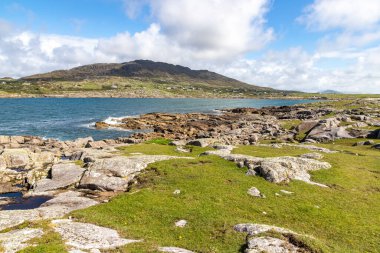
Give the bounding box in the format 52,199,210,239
145,138,173,145
64,140,380,253
2,139,379,252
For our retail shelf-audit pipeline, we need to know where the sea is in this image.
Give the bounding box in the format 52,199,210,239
0,98,315,140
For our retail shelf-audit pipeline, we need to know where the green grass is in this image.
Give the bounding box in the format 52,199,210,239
117,143,211,157
145,138,172,145
65,141,380,253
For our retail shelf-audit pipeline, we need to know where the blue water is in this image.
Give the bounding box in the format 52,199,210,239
0,98,314,140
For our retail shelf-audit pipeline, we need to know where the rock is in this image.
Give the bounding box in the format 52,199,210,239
71,137,94,148
255,156,331,186
79,155,191,192
246,168,256,176
306,126,353,142
0,149,30,169
247,187,265,198
300,152,324,160
170,140,187,146
173,189,181,195
85,140,107,149
175,146,190,153
372,144,380,150
79,171,129,191
246,236,301,253
280,190,294,195
296,120,319,133
0,191,98,231
0,228,44,253
52,219,141,251
0,136,10,144
159,247,195,253
33,163,85,192
234,223,296,236
187,138,216,147
175,220,187,227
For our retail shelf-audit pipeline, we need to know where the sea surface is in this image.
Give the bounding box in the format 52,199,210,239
0,98,315,140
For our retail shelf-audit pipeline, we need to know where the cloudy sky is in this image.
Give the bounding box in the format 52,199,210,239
1,0,380,93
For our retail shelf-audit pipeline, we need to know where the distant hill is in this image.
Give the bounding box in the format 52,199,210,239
320,89,343,94
21,60,273,92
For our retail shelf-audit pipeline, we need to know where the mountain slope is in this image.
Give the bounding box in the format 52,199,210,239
22,60,272,91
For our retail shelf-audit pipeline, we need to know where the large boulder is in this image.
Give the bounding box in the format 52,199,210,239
186,138,216,147
305,118,353,142
33,163,85,192
0,149,30,169
255,156,331,185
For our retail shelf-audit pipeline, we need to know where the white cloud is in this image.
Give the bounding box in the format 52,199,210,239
217,47,380,94
300,0,380,31
148,0,273,58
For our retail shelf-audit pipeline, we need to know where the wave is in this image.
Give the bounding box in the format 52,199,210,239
83,115,139,131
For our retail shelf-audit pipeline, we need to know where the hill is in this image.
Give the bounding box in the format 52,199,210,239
22,60,271,91
0,60,299,98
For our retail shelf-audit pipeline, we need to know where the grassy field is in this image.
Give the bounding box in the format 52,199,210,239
16,138,379,252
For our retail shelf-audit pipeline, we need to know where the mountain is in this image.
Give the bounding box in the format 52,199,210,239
21,60,273,92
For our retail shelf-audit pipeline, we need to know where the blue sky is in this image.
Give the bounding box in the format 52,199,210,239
1,0,380,93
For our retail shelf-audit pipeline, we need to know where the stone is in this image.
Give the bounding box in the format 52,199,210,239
71,137,94,148
33,163,85,192
175,220,187,227
173,189,181,195
234,223,296,236
0,228,44,253
79,171,129,191
255,156,331,186
0,136,10,144
0,191,98,231
300,152,324,160
296,120,319,133
246,236,301,253
0,149,30,169
186,138,216,147
170,140,187,146
85,140,107,149
280,190,294,195
247,187,264,198
52,219,141,251
79,155,191,192
159,247,195,253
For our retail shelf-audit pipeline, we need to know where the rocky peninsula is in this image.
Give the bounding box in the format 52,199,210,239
0,98,379,252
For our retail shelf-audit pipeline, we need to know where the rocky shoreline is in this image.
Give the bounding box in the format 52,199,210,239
0,100,379,252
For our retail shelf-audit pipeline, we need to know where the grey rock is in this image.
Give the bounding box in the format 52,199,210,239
246,236,301,253
300,152,324,160
175,220,187,227
159,247,195,253
79,155,191,192
247,187,264,198
33,163,85,192
52,219,141,251
0,191,98,231
79,171,129,191
0,228,44,253
234,223,296,236
187,138,216,147
256,156,331,186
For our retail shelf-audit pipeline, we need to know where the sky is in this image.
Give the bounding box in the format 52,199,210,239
1,0,380,93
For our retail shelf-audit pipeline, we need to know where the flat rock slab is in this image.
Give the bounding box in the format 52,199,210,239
159,247,195,253
0,191,98,231
79,155,192,191
0,228,44,253
234,223,296,236
34,163,85,192
52,219,141,251
246,236,301,253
